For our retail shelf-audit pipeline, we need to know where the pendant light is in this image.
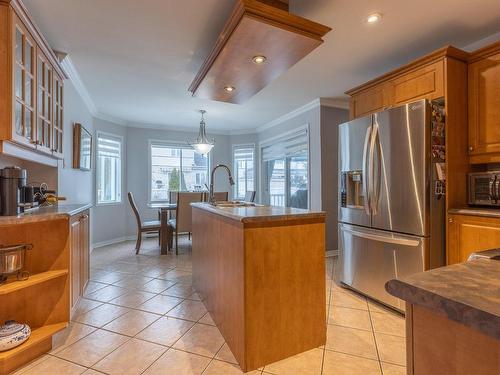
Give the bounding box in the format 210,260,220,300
189,110,215,155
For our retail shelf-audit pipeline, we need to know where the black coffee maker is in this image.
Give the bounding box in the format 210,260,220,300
0,166,31,216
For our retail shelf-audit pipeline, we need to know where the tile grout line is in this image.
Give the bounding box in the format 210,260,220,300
321,256,337,374
366,299,384,375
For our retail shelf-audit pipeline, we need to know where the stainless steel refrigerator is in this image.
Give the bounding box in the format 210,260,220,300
337,99,445,311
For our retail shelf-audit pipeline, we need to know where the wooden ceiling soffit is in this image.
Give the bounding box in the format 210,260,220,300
188,0,331,104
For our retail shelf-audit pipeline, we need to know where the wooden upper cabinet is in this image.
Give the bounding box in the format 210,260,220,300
349,83,387,119
346,46,468,120
0,1,66,159
386,61,444,105
447,214,500,265
468,43,500,163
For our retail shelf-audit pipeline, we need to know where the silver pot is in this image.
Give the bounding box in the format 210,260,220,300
0,244,32,283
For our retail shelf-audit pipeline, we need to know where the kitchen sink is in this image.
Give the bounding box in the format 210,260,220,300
212,201,256,208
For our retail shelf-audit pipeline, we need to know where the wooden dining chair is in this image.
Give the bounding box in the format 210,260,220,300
244,191,256,202
212,191,228,201
168,192,204,254
128,192,161,254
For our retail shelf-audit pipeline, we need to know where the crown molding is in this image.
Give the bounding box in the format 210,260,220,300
124,121,232,136
94,112,127,126
319,97,349,109
256,97,348,133
59,55,98,116
228,128,258,135
257,98,320,133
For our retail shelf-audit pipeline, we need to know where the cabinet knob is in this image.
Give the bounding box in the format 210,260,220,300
469,146,474,152
448,218,453,223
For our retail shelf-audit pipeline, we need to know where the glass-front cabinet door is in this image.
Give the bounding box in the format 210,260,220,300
12,16,35,147
52,73,64,157
36,51,53,153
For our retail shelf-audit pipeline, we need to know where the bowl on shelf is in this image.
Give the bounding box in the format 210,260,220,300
0,244,32,284
0,321,31,352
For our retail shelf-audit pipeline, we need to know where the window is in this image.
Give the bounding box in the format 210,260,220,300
96,132,122,204
150,142,209,202
233,145,255,200
262,127,309,209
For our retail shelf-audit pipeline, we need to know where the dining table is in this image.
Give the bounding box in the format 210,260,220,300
147,202,176,254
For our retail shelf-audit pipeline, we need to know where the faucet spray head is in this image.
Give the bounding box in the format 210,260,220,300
229,176,235,186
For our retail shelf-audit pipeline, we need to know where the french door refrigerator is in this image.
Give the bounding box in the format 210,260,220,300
337,99,445,311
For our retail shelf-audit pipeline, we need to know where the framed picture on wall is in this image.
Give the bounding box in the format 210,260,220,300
73,123,92,170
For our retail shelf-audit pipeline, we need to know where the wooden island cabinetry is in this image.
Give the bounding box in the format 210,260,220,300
0,205,90,375
191,203,326,372
0,0,66,159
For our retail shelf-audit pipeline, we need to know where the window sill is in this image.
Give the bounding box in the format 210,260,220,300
96,201,123,207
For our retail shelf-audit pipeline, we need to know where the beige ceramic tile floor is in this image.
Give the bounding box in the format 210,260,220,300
13,237,406,375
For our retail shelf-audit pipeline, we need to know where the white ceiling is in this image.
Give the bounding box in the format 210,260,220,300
23,0,500,133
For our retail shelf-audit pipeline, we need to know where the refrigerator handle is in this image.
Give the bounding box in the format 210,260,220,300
340,224,420,247
362,126,372,215
370,116,382,215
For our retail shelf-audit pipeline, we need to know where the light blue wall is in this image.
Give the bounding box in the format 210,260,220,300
91,118,129,246
58,81,94,204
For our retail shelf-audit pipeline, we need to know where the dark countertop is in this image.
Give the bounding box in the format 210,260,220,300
0,203,92,224
191,202,326,224
449,207,500,218
386,258,500,340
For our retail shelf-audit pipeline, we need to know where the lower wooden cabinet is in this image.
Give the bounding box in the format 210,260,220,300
447,213,500,264
70,210,90,314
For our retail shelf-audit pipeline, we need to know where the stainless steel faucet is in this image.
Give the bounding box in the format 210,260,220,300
209,164,234,204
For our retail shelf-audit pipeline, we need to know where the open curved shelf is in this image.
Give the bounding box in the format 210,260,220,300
0,322,68,361
0,270,68,296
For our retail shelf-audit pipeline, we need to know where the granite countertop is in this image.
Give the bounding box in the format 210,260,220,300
0,203,92,224
449,207,500,218
386,258,500,340
191,202,326,223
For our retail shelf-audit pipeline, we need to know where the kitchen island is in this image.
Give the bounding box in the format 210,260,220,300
191,203,326,372
386,257,500,375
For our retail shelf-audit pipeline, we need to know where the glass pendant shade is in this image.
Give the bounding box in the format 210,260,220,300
189,110,214,155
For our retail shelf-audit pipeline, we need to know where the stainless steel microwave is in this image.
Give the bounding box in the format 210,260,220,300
468,172,500,206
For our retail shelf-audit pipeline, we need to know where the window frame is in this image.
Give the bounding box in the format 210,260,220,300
96,130,123,206
148,139,211,203
232,143,256,200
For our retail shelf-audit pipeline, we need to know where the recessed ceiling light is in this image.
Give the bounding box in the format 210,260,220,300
252,55,267,64
366,12,382,24
224,86,235,92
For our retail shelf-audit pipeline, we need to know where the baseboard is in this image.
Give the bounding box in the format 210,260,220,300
326,250,339,257
92,235,135,251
